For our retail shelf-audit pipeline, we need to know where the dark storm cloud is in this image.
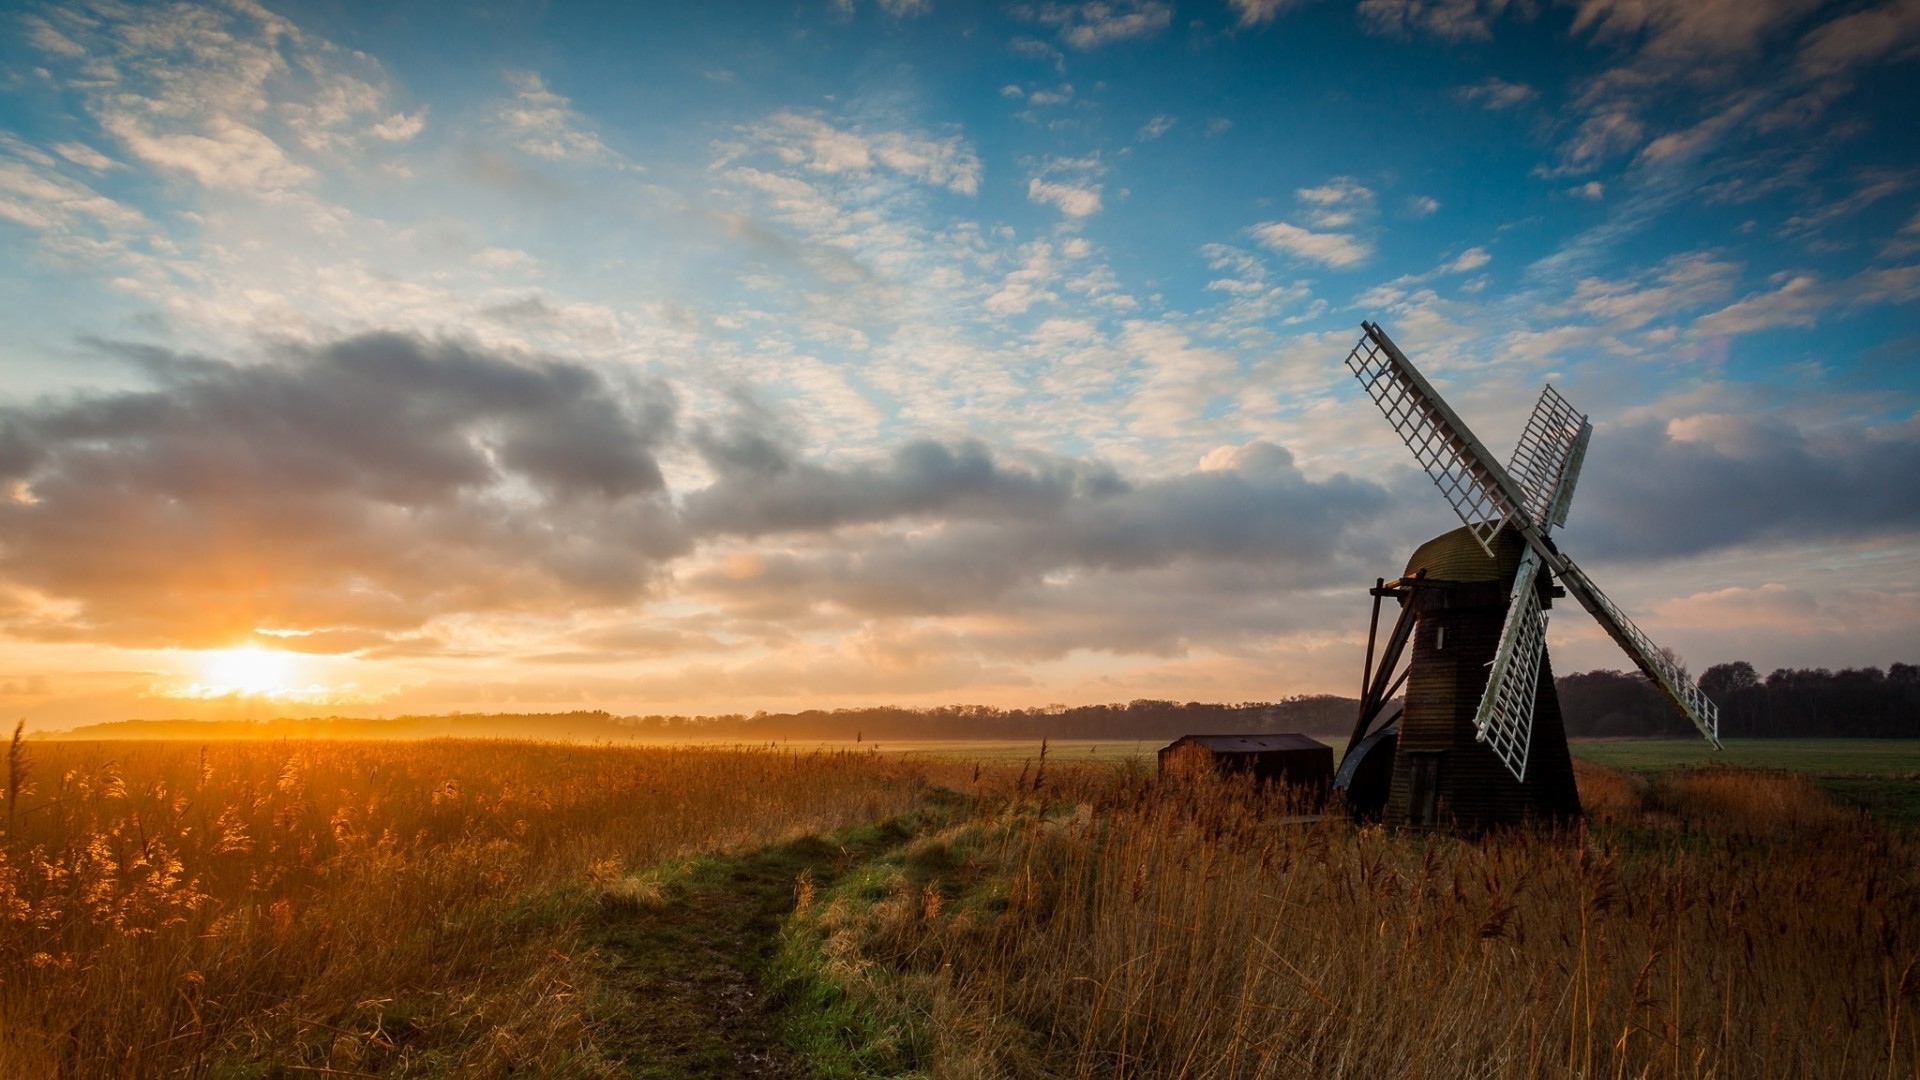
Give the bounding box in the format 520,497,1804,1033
45,329,1892,663
0,332,685,646
1568,415,1920,559
684,412,1115,536
684,439,1393,619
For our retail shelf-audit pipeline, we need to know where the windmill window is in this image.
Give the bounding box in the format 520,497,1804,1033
1435,627,1447,650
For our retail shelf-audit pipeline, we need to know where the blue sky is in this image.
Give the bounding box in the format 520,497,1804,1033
1,0,1916,726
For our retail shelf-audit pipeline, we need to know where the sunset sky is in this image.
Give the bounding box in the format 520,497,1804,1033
2,0,1917,728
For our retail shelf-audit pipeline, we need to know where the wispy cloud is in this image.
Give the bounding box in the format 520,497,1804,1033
1248,178,1378,268
26,0,418,196
739,111,981,194
1457,76,1537,109
1251,222,1372,268
1028,177,1103,217
1228,0,1304,26
1026,1,1172,49
1358,0,1513,42
496,73,622,164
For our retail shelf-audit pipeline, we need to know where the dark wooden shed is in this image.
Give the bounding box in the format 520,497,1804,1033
1158,734,1334,803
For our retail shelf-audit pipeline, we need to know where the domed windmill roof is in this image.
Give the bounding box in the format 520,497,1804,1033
1403,525,1528,584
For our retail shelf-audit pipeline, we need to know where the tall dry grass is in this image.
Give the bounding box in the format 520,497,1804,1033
797,758,1920,1078
0,738,925,1077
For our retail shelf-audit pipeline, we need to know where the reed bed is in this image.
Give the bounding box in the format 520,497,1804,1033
0,735,925,1077
794,758,1920,1078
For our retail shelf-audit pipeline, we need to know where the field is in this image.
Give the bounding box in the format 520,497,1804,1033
1572,738,1920,829
3,735,1918,1077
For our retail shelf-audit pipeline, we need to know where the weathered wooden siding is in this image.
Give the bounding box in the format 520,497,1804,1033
1383,579,1582,831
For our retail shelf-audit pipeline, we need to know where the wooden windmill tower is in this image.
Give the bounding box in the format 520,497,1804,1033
1332,323,1721,831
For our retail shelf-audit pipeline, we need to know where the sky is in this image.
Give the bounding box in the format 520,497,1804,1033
1,0,1917,729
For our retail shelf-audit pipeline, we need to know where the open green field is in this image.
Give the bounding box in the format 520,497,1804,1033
783,736,1920,828
1571,737,1920,775
797,736,1920,776
1573,738,1920,828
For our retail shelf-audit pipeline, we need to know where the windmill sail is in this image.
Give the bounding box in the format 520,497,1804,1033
1344,323,1524,557
1556,557,1722,747
1472,388,1592,780
1507,385,1591,533
1346,321,1721,768
1474,546,1550,780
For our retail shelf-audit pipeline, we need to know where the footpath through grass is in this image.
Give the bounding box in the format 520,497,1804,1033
582,792,969,1078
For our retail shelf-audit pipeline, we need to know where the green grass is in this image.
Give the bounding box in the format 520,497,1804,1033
1573,738,1920,828
1571,737,1920,775
577,794,972,1079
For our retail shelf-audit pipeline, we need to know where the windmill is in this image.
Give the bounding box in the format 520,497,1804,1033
1332,322,1720,830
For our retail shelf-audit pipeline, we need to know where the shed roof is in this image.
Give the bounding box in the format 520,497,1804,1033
1163,734,1330,753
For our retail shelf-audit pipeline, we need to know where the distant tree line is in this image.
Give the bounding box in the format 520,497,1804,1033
56,666,1918,742
59,696,1359,743
703,696,1357,741
1557,663,1920,738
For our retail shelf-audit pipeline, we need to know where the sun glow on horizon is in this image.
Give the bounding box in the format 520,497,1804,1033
174,646,324,700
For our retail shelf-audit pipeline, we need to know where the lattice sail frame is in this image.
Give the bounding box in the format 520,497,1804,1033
1476,548,1550,778
1344,327,1519,556
1558,559,1723,749
1507,386,1591,531
1470,388,1593,780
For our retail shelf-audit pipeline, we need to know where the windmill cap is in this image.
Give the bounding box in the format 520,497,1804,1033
1403,524,1528,583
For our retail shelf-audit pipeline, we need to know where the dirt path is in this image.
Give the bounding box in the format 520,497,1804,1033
586,818,918,1078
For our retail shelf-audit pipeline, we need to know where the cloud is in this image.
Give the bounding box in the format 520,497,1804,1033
1570,0,1824,68
1778,173,1910,239
1542,0,1917,181
684,430,1090,539
50,143,120,171
0,319,1407,669
1229,0,1302,25
1028,177,1103,217
1692,273,1827,335
1555,108,1647,174
1442,247,1491,273
1028,1,1173,49
0,156,146,236
1358,0,1513,41
681,435,1392,621
1681,262,1919,335
1405,195,1440,217
985,239,1063,314
744,112,982,194
1250,221,1372,268
496,73,620,164
0,333,682,648
1570,413,1920,560
28,0,416,196
103,115,314,193
1568,252,1742,328
1793,0,1920,79
1138,115,1176,140
1457,76,1537,109
368,110,428,143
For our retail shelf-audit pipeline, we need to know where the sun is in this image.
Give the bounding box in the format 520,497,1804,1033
201,646,298,697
